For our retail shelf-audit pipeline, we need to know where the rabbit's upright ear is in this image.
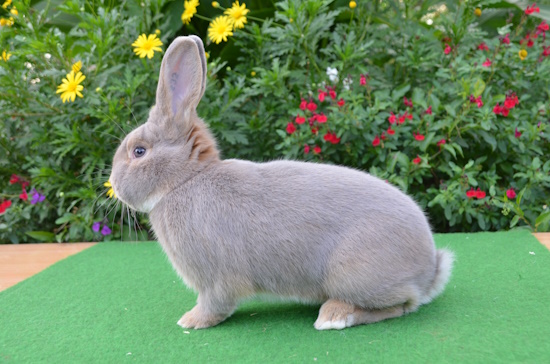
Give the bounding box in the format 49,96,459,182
155,36,206,119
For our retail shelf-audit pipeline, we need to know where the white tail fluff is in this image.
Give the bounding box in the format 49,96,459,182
420,249,455,305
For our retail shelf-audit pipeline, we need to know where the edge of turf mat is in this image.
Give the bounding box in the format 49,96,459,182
1,230,550,363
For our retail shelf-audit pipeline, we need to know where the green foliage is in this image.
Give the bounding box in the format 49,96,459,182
1,0,550,243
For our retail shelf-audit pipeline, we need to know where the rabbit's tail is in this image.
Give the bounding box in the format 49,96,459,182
419,248,455,305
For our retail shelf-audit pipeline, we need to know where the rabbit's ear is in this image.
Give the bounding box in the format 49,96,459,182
155,36,206,118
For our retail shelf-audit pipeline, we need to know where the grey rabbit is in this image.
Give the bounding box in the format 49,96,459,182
109,36,454,330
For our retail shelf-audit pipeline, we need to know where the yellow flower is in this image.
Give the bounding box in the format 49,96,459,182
1,50,11,61
250,71,256,76
72,60,82,73
349,1,357,9
10,7,17,16
208,15,234,44
205,51,210,59
104,181,116,199
131,33,163,59
0,17,14,26
1,0,11,9
224,1,249,29
212,1,219,7
181,0,199,25
155,29,161,35
519,49,528,60
474,7,481,17
56,70,86,103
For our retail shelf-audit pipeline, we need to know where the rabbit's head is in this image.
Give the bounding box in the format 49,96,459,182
109,36,218,212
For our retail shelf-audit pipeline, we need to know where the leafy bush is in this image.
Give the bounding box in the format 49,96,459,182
1,0,549,243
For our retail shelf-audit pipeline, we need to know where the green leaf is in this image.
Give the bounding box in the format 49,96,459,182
510,215,520,228
535,211,550,230
26,231,56,242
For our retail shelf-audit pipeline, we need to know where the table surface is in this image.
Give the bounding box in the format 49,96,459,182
1,234,549,292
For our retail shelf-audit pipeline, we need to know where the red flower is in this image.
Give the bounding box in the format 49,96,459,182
20,190,28,201
323,132,341,144
286,122,296,134
398,114,405,124
311,127,319,135
307,101,317,112
360,74,367,86
506,188,517,199
313,145,321,154
318,90,327,102
514,128,522,138
444,44,452,55
295,115,306,124
372,135,381,147
328,88,336,100
477,42,489,51
413,132,425,141
466,188,476,198
543,46,550,57
537,21,549,36
437,139,446,148
316,113,327,123
475,188,486,199
304,145,310,154
413,156,421,164
9,174,19,184
387,127,395,136
527,39,535,48
501,34,510,44
501,107,510,117
0,200,12,214
337,98,345,107
425,106,433,115
404,111,413,120
299,99,307,110
403,97,413,107
388,112,397,124
470,95,483,108
504,93,519,109
493,103,510,116
482,58,492,67
381,132,387,140
525,3,540,15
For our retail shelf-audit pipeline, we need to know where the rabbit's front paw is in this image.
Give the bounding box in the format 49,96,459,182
177,305,227,329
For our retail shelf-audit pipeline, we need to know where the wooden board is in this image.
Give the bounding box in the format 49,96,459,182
0,243,96,291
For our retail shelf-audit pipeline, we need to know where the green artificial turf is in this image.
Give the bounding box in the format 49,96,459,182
1,230,550,363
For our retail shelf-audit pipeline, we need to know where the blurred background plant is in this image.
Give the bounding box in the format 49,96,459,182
1,0,549,243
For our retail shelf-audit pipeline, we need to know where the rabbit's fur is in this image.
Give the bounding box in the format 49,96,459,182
110,36,454,330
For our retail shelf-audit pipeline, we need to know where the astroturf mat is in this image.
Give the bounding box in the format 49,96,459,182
1,231,550,363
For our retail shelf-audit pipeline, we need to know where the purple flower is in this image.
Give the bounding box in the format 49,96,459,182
30,188,45,205
92,222,101,232
101,224,112,236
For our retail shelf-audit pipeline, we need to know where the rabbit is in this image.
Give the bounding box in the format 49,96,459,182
109,35,454,330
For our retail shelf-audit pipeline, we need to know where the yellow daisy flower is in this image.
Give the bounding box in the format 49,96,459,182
349,1,357,9
1,50,11,61
104,181,116,199
56,70,86,103
181,0,199,25
1,0,11,9
72,60,82,73
10,7,17,16
208,15,234,44
131,33,163,59
0,17,14,26
519,49,528,60
224,1,249,29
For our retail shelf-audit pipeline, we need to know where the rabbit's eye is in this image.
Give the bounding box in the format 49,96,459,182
133,147,146,158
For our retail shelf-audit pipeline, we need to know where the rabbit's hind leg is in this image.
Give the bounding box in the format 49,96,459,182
313,299,407,330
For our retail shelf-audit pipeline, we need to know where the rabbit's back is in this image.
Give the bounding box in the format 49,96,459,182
150,159,436,305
